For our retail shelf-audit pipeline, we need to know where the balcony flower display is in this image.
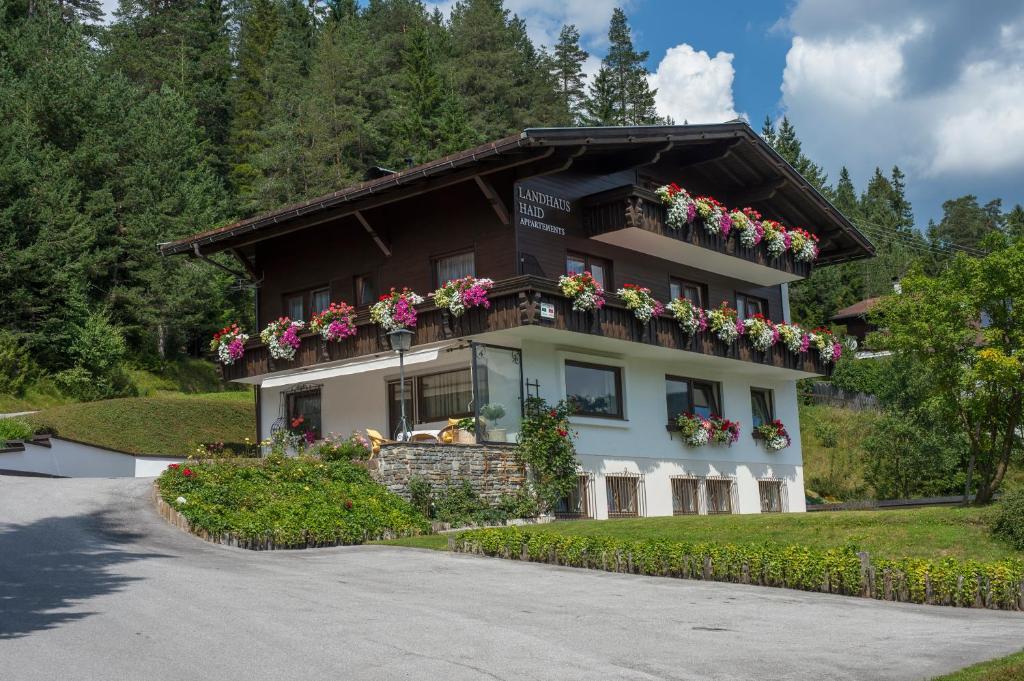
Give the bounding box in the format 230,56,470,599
707,301,741,344
370,287,424,332
260,317,304,361
210,323,248,366
742,313,778,352
762,219,789,258
655,183,696,229
808,327,842,364
310,301,357,342
431,275,495,317
617,284,664,323
731,207,765,248
694,195,731,236
676,413,740,447
776,322,810,354
754,419,791,451
790,227,820,262
667,297,707,336
558,271,605,312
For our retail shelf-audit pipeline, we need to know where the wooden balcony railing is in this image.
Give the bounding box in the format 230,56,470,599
580,185,812,281
221,275,831,381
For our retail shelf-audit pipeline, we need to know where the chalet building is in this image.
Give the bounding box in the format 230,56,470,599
161,123,873,518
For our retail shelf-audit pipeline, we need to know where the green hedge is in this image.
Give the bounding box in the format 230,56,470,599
453,527,1024,610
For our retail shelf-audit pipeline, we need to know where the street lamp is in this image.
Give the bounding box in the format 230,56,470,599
387,328,414,441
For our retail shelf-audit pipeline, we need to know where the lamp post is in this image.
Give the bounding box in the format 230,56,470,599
387,328,414,441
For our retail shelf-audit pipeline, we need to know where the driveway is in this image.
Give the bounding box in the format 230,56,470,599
1,476,1022,681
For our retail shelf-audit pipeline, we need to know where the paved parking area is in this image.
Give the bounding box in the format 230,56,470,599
2,475,1023,681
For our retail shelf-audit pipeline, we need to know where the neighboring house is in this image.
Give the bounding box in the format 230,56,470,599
160,123,873,517
831,297,880,347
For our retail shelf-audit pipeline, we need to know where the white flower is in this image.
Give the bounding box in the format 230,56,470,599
176,496,187,505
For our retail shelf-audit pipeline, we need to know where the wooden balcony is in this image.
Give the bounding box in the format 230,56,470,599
580,185,812,287
221,276,831,382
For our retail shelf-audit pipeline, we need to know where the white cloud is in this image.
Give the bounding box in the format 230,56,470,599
779,2,1024,201
649,44,739,124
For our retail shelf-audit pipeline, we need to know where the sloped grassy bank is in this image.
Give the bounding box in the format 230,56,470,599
157,457,430,548
452,527,1024,610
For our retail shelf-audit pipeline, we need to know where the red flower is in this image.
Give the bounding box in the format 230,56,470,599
291,415,305,429
549,409,557,417
182,468,194,477
168,463,180,470
557,428,568,437
344,499,354,510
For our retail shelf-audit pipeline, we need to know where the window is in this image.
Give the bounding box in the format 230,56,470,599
565,361,623,418
750,388,774,428
671,477,701,515
311,287,331,315
566,252,611,290
665,376,721,421
434,250,475,285
705,477,734,514
605,474,643,518
355,273,377,307
554,474,593,519
387,368,475,437
284,294,304,321
287,388,322,439
759,479,786,513
736,293,768,319
670,278,705,308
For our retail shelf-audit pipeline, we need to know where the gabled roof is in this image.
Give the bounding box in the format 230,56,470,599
831,297,881,321
158,122,874,265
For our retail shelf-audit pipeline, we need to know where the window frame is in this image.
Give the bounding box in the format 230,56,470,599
282,285,330,321
758,479,786,513
665,374,722,423
669,277,707,308
565,251,612,290
705,477,735,515
386,367,476,435
286,387,322,440
605,473,644,518
564,359,625,419
736,292,769,319
750,387,775,429
431,249,477,288
310,287,331,316
354,272,378,308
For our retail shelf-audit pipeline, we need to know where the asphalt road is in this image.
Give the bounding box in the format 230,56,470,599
2,476,1023,681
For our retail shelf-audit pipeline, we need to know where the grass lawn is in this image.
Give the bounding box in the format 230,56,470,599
27,394,255,456
381,505,1020,562
799,403,878,501
932,651,1024,681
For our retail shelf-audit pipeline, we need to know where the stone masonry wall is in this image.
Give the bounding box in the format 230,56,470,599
371,443,526,503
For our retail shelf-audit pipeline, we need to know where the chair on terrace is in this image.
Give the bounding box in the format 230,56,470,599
408,432,439,444
365,428,395,458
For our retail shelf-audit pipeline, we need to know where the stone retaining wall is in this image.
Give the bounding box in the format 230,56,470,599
371,443,526,502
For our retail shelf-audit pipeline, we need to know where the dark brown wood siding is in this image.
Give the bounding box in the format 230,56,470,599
255,181,517,322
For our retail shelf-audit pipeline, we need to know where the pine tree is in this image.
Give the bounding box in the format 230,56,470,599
761,115,776,146
1006,204,1024,240
928,196,1003,250
583,66,617,125
833,167,859,219
770,117,829,193
592,7,661,125
551,24,588,125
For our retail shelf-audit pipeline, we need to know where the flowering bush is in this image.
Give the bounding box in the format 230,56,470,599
431,276,494,317
370,287,424,331
761,219,789,258
707,301,741,344
260,317,304,361
656,183,696,229
755,419,791,451
809,327,843,364
776,322,810,354
209,323,248,366
667,297,707,336
732,207,765,248
676,413,740,446
743,313,778,352
694,195,730,236
517,397,579,511
310,302,357,342
790,227,820,262
558,271,605,312
617,284,664,323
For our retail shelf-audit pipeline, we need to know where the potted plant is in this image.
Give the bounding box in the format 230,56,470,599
617,284,664,324
789,227,820,262
455,417,477,444
210,323,248,366
310,301,357,342
260,317,304,361
742,313,778,352
480,403,507,442
667,297,707,337
808,327,842,364
430,276,495,317
707,301,741,344
557,271,605,312
754,419,791,451
370,287,424,332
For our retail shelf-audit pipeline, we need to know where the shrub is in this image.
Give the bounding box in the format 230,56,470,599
55,312,136,401
157,457,430,545
408,476,433,517
0,330,36,397
312,433,371,462
409,478,540,527
0,418,36,441
991,489,1024,551
454,527,1024,609
517,397,579,510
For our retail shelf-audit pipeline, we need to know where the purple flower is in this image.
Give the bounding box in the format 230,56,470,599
735,319,745,335
698,310,708,332
393,297,418,328
326,319,354,341
799,333,811,353
281,326,301,349
753,224,765,245
783,232,793,249
227,338,245,360
686,203,697,223
461,284,490,309
720,213,732,237
304,431,315,445
833,342,843,360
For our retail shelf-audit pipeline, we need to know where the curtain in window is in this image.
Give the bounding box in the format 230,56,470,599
751,390,773,427
311,289,330,315
436,252,475,284
288,390,322,438
692,383,718,417
285,295,303,321
356,275,376,306
418,369,473,423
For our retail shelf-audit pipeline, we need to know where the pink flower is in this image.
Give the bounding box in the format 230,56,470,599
720,213,732,237
833,342,843,360
227,338,245,360
735,319,745,335
799,333,811,353
753,224,764,245
281,325,301,349
393,297,418,328
783,232,793,249
686,203,697,223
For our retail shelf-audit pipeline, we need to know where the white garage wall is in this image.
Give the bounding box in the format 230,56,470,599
0,439,184,478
